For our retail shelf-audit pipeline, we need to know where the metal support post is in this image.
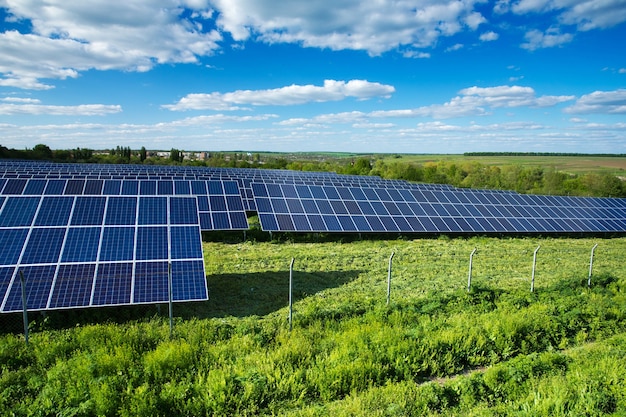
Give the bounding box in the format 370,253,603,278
531,245,540,292
588,243,598,288
20,271,29,345
468,248,477,292
387,252,395,306
168,262,173,338
289,258,295,331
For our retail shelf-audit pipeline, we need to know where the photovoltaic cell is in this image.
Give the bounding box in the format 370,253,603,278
49,264,96,308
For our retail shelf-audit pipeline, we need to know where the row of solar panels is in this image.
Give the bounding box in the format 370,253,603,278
0,195,209,313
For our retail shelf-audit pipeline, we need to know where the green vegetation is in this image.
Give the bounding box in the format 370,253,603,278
3,144,625,197
2,237,626,415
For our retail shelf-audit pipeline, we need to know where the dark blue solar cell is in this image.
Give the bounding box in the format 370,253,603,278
49,263,96,308
34,196,72,226
351,215,371,231
395,202,413,216
336,187,353,200
212,212,230,229
191,180,207,195
44,180,66,195
171,260,207,301
138,196,167,225
170,197,199,225
223,181,239,195
276,214,295,230
418,216,438,232
84,179,103,195
121,180,139,195
322,186,339,200
23,179,46,195
226,195,244,211
392,216,411,231
349,187,366,201
255,197,272,213
429,217,449,232
0,267,14,307
92,262,132,305
209,195,227,211
170,226,202,259
330,200,348,215
197,196,209,211
229,212,248,229
0,229,28,264
378,216,398,231
370,202,389,216
103,180,122,195
286,198,304,213
299,199,318,214
310,186,326,199
337,216,356,231
64,179,85,195
406,217,425,232
251,183,268,197
322,215,342,231
383,202,401,216
344,200,362,215
453,217,472,232
441,217,461,232
479,218,497,232
291,214,310,231
71,197,106,225
357,201,376,215
463,217,483,232
3,265,56,311
374,189,391,201
363,188,379,201
137,226,168,260
269,198,287,213
281,184,298,198
158,180,174,195
365,216,386,231
62,227,101,262
133,261,169,303
3,179,27,195
316,199,334,215
295,185,313,199
443,204,461,217
21,228,65,264
0,197,39,226
307,214,326,231
259,213,279,231
140,181,157,195
266,184,282,198
100,227,135,261
199,213,212,229
174,180,191,195
105,197,137,225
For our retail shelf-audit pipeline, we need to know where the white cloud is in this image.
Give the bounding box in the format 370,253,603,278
564,89,626,114
0,102,122,116
210,0,488,55
510,0,626,29
371,85,574,119
0,1,221,89
620,68,626,74
480,31,499,41
521,28,573,50
446,43,464,52
163,80,395,111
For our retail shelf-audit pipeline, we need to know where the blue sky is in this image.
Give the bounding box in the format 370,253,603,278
0,1,625,154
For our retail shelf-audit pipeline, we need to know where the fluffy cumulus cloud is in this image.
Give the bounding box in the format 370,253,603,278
209,0,487,55
564,89,626,114
521,28,573,50
0,0,221,89
163,80,395,111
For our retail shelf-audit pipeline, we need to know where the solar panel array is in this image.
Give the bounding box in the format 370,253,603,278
1,160,625,312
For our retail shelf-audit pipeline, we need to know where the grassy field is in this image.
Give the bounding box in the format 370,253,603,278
375,154,626,176
1,236,626,415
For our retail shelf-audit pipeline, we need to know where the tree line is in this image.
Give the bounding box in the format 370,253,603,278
2,144,625,198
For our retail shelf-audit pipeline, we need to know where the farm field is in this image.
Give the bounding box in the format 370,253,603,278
1,236,626,415
376,154,626,176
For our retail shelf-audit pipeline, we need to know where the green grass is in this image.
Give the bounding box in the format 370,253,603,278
1,236,625,416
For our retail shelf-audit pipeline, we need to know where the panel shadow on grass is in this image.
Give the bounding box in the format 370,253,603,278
184,270,363,319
